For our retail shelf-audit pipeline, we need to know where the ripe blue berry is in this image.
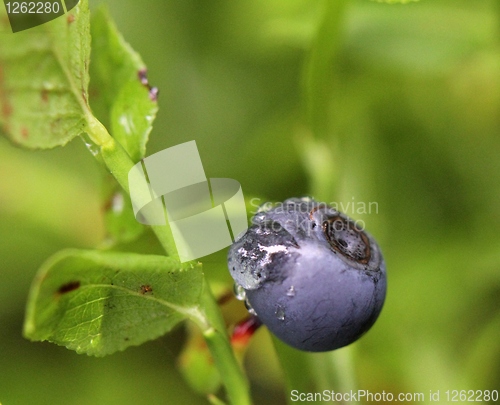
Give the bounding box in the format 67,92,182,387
227,197,386,352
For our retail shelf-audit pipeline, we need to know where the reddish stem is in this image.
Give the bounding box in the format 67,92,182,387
231,315,262,348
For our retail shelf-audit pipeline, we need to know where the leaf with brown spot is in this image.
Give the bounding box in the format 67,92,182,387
24,249,204,356
0,0,91,148
57,281,81,295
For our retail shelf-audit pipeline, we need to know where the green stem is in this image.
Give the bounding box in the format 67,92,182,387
199,280,252,405
271,336,312,405
329,346,358,397
85,116,251,405
309,347,358,405
86,114,179,260
304,0,349,140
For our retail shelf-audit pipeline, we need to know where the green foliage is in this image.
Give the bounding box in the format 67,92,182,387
90,7,157,162
1,0,499,404
102,185,145,245
0,1,90,148
24,249,204,356
1,2,249,404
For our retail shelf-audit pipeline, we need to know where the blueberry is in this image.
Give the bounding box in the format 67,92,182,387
227,197,386,352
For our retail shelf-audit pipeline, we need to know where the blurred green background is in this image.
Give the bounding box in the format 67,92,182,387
1,0,500,404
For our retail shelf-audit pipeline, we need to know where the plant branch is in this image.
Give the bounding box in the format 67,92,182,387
84,116,251,405
304,0,349,140
86,114,179,260
199,280,252,405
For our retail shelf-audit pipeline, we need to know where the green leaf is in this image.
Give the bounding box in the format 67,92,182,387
0,0,91,148
102,181,145,246
89,7,158,162
24,249,205,356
